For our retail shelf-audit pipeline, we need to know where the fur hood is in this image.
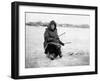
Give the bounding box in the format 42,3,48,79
48,20,57,31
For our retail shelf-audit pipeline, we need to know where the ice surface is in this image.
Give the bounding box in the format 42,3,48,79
25,26,90,68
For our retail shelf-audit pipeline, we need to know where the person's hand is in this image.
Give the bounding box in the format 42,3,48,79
62,42,64,46
59,41,64,46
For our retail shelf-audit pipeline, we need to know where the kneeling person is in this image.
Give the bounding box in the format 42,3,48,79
43,20,64,59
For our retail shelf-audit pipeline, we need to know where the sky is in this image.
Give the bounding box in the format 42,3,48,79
26,12,90,25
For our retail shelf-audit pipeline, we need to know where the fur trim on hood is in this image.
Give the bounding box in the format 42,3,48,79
48,20,57,31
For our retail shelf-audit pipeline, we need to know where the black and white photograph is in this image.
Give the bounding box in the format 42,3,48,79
11,1,97,79
25,12,90,68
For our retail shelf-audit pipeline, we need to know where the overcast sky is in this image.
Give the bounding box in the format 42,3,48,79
26,12,90,25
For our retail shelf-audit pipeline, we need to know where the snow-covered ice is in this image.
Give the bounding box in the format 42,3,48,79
25,26,90,68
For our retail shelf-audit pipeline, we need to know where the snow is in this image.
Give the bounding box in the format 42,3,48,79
25,26,90,68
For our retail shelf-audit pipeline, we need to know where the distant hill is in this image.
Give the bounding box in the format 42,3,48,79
26,22,89,28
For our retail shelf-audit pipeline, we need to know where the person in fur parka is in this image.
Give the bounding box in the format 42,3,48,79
43,20,64,59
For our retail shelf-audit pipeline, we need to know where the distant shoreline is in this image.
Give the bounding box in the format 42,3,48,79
26,22,90,28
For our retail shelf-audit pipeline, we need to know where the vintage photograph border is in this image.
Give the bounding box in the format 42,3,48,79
11,1,98,79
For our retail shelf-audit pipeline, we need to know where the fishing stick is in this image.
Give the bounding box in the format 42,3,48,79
58,32,72,45
58,32,66,37
64,42,72,44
